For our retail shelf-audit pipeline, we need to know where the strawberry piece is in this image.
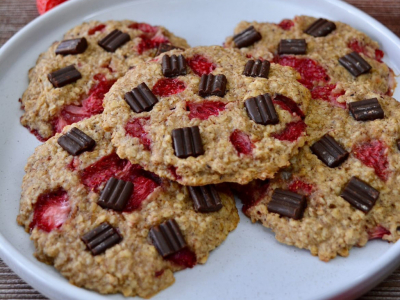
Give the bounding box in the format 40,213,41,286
311,84,346,108
230,129,254,155
155,270,164,277
30,189,70,232
152,78,186,97
125,118,151,151
88,24,106,35
375,49,384,62
272,120,306,142
348,39,384,63
368,225,391,240
22,122,49,142
36,0,68,15
137,33,169,54
166,248,197,268
129,22,158,33
187,101,226,120
187,55,216,76
277,19,294,30
274,56,330,90
230,179,269,213
288,179,313,196
168,166,182,181
273,95,304,118
353,140,389,181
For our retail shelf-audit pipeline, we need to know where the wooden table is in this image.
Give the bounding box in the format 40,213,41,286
1,0,400,299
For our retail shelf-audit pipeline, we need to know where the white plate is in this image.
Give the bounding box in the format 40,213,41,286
1,0,400,299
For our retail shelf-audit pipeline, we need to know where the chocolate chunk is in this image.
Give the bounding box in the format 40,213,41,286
304,18,336,37
348,98,384,121
268,189,307,220
162,54,187,77
339,52,371,77
397,139,400,151
243,59,270,78
98,177,133,211
311,134,349,168
124,82,158,113
278,39,307,55
149,219,187,258
55,38,88,55
48,65,82,88
188,185,222,213
81,222,122,256
198,74,227,98
155,43,183,57
172,126,204,159
233,26,262,48
245,93,279,125
57,127,96,155
340,177,379,213
98,29,130,52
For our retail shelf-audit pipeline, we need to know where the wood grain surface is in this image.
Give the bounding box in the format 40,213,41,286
1,0,400,299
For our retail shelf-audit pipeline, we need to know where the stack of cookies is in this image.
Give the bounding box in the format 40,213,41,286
16,16,399,297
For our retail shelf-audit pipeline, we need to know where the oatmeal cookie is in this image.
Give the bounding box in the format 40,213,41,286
102,46,311,186
20,20,189,141
17,115,238,298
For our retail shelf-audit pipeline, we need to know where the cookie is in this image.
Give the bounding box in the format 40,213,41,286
224,16,396,102
233,84,400,261
102,45,311,186
20,20,189,141
17,115,239,297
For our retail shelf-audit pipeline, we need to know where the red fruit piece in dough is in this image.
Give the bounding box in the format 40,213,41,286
274,56,330,90
23,123,49,142
187,55,216,76
368,225,391,240
353,140,389,181
311,84,346,108
230,129,254,155
348,39,384,63
125,118,151,151
168,166,182,181
30,188,70,232
278,19,294,30
272,120,306,142
36,0,68,15
187,101,226,120
88,24,106,35
273,95,304,118
129,22,158,33
288,179,313,196
230,179,269,214
166,248,197,268
137,33,169,54
152,78,186,97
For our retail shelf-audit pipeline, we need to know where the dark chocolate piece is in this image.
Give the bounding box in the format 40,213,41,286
172,126,204,159
124,82,158,113
304,18,336,37
98,29,130,52
340,176,379,213
245,93,279,125
55,38,88,55
278,39,307,55
57,127,96,155
233,26,262,48
188,185,222,213
162,54,187,77
339,52,371,77
198,74,227,98
268,189,307,220
149,219,187,257
311,134,349,168
243,59,270,78
155,43,183,57
98,177,133,211
81,222,122,256
397,139,400,151
348,98,384,121
48,65,82,88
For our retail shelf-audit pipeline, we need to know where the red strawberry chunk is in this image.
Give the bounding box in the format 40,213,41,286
30,188,70,232
311,84,346,108
272,120,306,142
155,270,164,277
230,179,269,213
187,101,226,120
36,0,68,15
168,166,182,181
187,55,216,76
288,179,313,196
125,118,151,151
230,129,254,155
348,39,384,63
129,22,158,33
375,49,384,62
152,78,186,97
277,19,294,30
368,225,391,240
353,140,389,181
23,124,49,142
273,95,304,118
137,33,169,54
88,24,106,35
166,248,197,268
